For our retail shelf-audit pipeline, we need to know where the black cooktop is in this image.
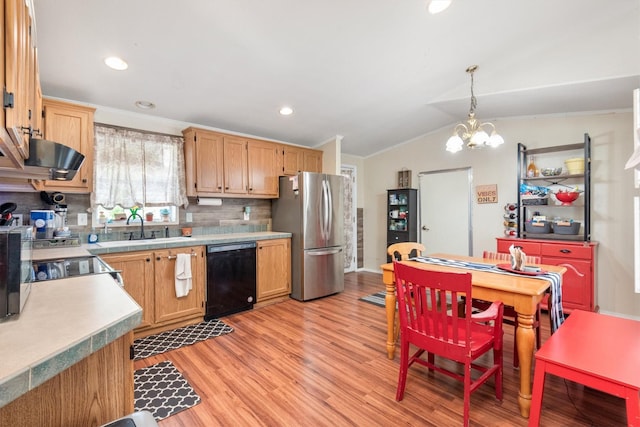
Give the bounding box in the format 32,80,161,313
32,256,114,281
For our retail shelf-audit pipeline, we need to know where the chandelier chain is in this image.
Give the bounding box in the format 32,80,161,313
468,68,477,115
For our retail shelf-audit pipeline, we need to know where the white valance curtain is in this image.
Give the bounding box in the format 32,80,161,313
93,125,188,208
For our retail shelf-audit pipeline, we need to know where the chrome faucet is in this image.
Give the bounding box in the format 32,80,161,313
126,212,146,240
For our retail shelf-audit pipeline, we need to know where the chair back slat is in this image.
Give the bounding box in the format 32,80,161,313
482,250,541,264
394,261,473,351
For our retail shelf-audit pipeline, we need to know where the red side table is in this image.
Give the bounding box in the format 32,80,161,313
529,310,640,426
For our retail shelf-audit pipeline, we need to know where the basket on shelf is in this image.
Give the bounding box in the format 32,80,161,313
525,220,551,234
521,195,549,206
552,221,581,235
564,157,585,175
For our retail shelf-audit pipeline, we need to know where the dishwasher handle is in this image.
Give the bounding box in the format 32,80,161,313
207,242,256,253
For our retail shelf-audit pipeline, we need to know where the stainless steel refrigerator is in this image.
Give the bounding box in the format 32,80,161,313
272,172,344,301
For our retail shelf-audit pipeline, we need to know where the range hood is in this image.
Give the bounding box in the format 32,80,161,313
23,138,85,180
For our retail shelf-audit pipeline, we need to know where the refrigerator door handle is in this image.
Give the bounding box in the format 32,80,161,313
307,248,343,256
326,178,333,238
321,179,329,241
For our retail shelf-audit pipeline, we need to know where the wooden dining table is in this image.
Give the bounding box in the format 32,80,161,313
381,253,566,419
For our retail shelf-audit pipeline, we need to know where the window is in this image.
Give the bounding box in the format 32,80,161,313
93,125,188,227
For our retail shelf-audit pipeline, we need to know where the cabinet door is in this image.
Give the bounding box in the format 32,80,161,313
303,149,323,173
190,129,224,195
153,247,204,324
541,256,592,311
281,145,304,175
223,135,248,194
257,238,291,301
101,251,155,329
247,139,279,197
41,99,95,192
3,0,31,161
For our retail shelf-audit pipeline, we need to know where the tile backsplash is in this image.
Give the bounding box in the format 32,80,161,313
0,191,272,240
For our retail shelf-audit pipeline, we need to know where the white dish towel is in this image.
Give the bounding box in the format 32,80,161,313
175,253,192,298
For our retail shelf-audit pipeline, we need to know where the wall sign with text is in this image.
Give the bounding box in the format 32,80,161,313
476,184,498,204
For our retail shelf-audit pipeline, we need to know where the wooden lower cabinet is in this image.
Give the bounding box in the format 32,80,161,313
256,238,291,304
102,246,205,338
496,237,597,312
0,332,134,427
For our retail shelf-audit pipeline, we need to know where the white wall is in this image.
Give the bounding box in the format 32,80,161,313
362,111,639,318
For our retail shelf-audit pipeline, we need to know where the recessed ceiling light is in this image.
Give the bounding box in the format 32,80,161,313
279,106,294,116
135,100,155,109
427,0,452,14
104,56,128,71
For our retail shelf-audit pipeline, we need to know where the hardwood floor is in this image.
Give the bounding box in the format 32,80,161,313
135,271,627,426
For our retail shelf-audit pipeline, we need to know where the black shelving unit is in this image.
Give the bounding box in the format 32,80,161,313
386,188,418,261
516,133,591,241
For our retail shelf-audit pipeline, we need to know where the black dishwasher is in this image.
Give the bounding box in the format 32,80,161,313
205,242,256,319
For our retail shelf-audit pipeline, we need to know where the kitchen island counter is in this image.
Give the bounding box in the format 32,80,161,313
0,273,142,409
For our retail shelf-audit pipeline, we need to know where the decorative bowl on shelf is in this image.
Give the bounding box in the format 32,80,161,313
554,190,580,205
540,167,562,177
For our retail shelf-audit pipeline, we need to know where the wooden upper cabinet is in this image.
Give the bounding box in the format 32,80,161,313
281,145,304,175
223,135,248,194
279,145,323,175
41,99,95,193
303,149,323,173
247,139,279,197
2,0,33,165
183,127,224,196
182,127,284,198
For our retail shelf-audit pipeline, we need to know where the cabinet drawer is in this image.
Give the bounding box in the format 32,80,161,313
387,231,410,243
497,239,541,255
540,243,593,260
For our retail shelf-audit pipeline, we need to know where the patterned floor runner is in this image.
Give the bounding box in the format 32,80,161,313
359,291,386,307
134,360,201,420
133,319,234,360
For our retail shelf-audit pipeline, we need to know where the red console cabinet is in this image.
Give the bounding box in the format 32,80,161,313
496,237,598,312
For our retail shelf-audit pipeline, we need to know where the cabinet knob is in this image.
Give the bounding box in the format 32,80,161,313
560,249,572,254
146,258,151,262
156,256,161,261
82,178,87,183
225,186,229,190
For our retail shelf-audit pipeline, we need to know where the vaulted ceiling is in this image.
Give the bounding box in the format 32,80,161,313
33,0,640,157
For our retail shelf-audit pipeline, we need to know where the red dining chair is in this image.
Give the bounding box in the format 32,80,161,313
473,251,543,368
394,261,504,427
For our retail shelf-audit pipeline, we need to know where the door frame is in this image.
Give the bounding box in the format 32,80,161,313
418,167,473,256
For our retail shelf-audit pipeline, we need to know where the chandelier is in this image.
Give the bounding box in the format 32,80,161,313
445,65,504,153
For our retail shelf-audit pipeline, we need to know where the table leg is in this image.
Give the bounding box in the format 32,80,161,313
517,313,536,418
528,360,547,426
624,387,640,427
385,280,396,360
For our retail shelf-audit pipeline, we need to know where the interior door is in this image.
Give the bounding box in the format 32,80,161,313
419,168,472,256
